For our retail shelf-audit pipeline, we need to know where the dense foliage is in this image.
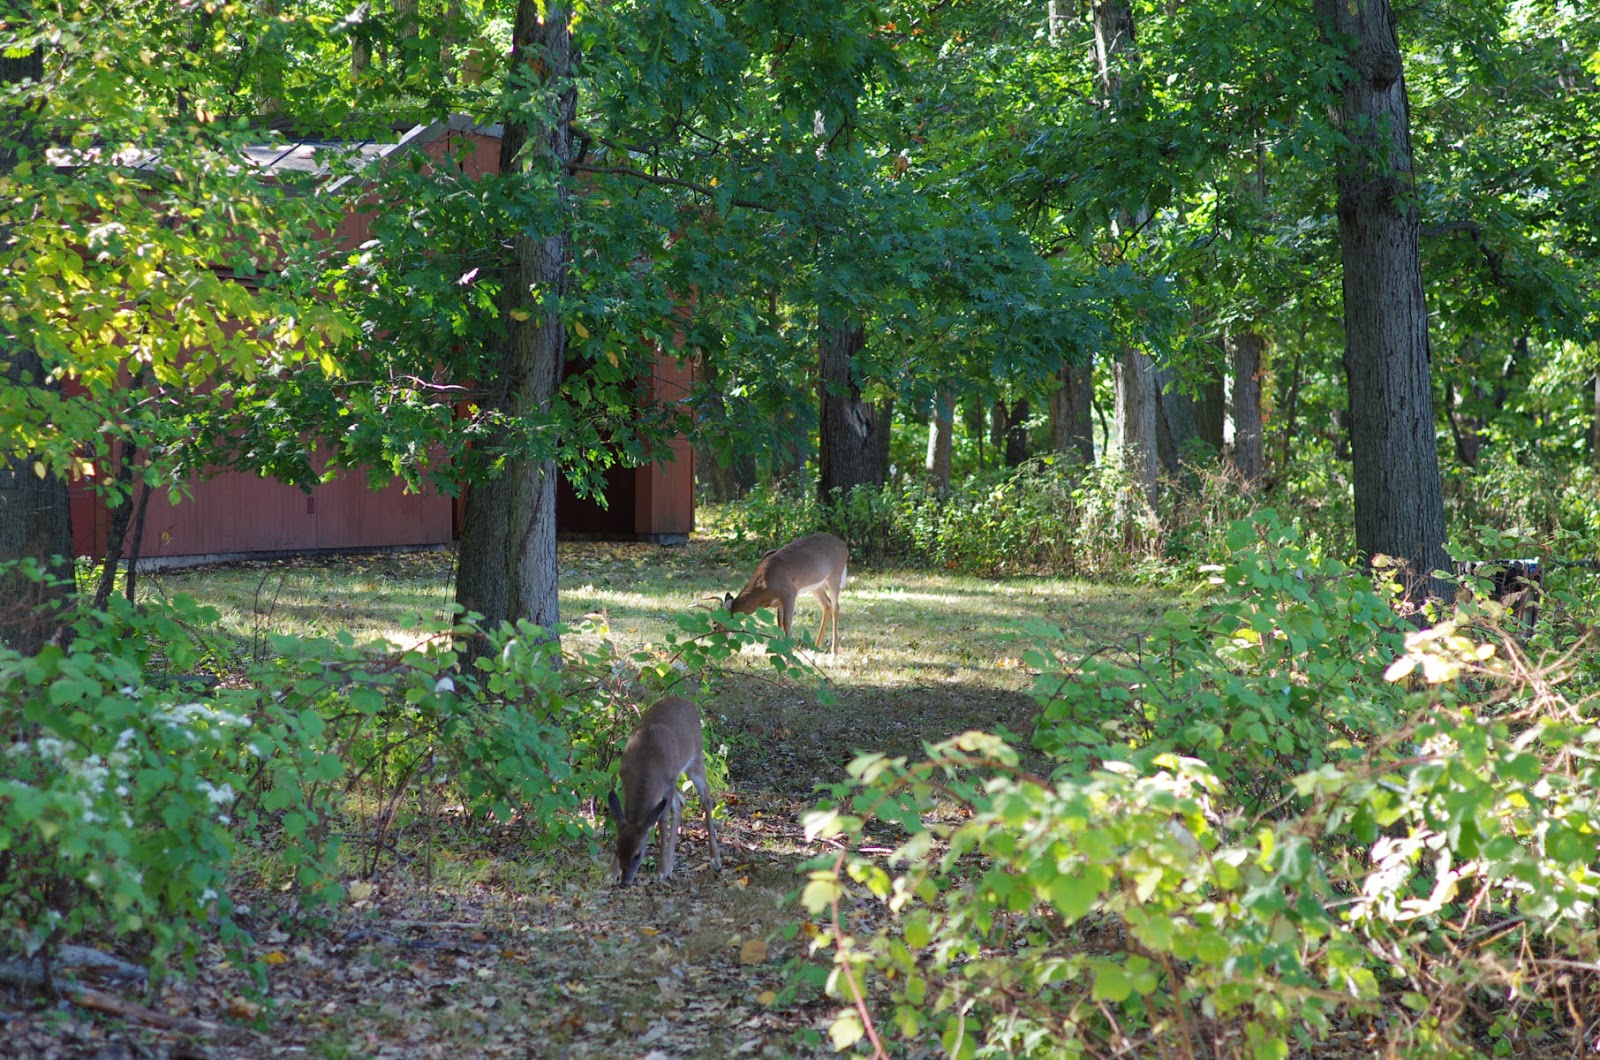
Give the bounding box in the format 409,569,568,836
793,516,1600,1057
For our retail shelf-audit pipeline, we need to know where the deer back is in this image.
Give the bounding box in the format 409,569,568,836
730,533,848,609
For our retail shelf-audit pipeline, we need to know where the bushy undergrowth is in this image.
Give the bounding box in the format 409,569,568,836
0,568,780,983
703,457,1272,579
791,514,1600,1058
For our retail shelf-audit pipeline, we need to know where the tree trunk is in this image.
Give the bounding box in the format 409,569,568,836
924,388,953,491
962,400,987,468
1113,348,1158,514
351,1,371,74
1192,354,1225,456
1092,0,1158,517
453,0,574,657
1153,366,1200,477
1277,342,1304,476
0,40,74,653
1049,356,1094,465
816,314,888,500
1002,398,1030,468
1591,375,1600,471
1227,330,1264,484
1316,0,1449,603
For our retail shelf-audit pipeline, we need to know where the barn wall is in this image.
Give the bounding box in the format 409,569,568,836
68,122,693,564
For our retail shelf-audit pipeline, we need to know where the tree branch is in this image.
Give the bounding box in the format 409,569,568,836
564,161,773,211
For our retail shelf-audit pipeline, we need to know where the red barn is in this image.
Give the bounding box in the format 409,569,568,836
69,117,695,566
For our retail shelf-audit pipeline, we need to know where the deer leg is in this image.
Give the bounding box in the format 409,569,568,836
686,758,723,872
812,586,835,652
657,789,684,881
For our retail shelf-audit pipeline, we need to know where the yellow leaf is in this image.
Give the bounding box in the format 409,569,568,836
605,349,618,367
572,321,590,339
757,989,777,1005
739,938,768,965
31,461,46,480
346,881,374,903
509,308,531,321
641,926,660,936
263,950,289,965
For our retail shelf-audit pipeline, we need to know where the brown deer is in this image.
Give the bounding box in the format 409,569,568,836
722,532,849,653
606,696,723,886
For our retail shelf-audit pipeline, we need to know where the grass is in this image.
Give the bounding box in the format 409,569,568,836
47,538,1168,1058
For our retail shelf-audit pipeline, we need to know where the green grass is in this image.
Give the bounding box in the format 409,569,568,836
147,538,1169,791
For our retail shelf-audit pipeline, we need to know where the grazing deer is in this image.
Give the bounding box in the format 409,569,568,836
607,695,723,887
722,532,849,653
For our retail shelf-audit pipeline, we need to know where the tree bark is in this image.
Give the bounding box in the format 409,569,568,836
1092,0,1159,517
351,1,371,74
1277,341,1304,477
1227,329,1264,484
0,39,74,653
453,0,574,656
1002,398,1030,468
962,400,987,468
1049,356,1094,465
925,388,953,490
1113,348,1159,513
1316,0,1449,603
1153,366,1200,477
816,314,888,500
1591,375,1600,471
1191,356,1225,456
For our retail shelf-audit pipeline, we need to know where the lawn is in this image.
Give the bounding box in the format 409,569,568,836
21,540,1165,1059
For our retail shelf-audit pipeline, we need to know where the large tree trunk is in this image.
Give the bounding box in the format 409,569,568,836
816,314,888,500
1191,341,1225,455
1153,366,1200,478
0,40,74,653
1092,0,1159,518
1113,349,1159,514
1317,0,1449,603
1049,356,1094,465
1227,329,1264,484
454,0,573,656
924,388,953,491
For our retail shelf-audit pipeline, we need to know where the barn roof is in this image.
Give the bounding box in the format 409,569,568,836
44,115,503,188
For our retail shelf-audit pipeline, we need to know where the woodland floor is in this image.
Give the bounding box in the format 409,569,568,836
2,540,1168,1060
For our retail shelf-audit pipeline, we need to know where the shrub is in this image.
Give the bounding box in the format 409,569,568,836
1029,511,1410,811
789,514,1600,1057
0,584,603,977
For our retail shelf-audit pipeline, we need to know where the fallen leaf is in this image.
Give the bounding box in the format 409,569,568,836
739,939,768,965
225,996,262,1020
263,950,289,965
757,990,777,1005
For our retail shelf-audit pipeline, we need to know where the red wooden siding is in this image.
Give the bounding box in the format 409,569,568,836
70,119,693,564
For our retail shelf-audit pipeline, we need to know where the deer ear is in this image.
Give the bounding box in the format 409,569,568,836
642,796,670,831
606,790,624,824
722,592,735,609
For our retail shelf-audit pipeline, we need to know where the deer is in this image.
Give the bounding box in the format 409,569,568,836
606,695,723,887
721,532,849,653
